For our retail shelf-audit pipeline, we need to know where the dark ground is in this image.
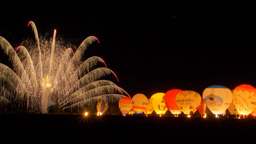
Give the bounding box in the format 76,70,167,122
0,114,255,143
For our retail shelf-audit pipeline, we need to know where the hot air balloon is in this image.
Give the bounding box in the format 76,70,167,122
232,84,256,116
96,100,108,116
146,98,154,115
132,93,148,114
176,90,201,115
119,97,133,116
163,89,182,116
250,108,256,118
150,92,168,116
203,85,232,115
227,100,239,116
198,97,207,117
118,97,132,116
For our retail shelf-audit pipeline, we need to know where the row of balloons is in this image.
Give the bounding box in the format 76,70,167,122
118,84,256,117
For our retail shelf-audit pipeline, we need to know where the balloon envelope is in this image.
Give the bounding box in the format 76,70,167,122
228,100,239,115
176,90,201,114
96,100,108,114
203,85,232,114
232,84,256,115
146,98,154,115
119,97,133,116
132,93,148,114
198,97,207,116
150,92,168,115
251,108,256,117
164,89,182,115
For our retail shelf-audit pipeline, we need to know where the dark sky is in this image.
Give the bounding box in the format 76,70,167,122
0,1,253,97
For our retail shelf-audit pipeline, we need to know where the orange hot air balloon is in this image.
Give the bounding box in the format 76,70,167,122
164,89,182,115
132,93,148,114
251,108,256,118
232,84,256,115
119,97,133,116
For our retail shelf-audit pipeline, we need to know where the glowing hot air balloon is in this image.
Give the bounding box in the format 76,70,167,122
232,84,256,116
119,97,133,116
250,108,256,118
198,97,207,117
203,85,232,115
132,93,148,114
228,100,239,116
176,90,201,115
150,92,168,115
96,100,108,116
146,98,154,115
163,89,182,115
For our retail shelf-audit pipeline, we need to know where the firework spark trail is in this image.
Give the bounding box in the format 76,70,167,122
0,21,129,113
0,90,11,104
68,47,74,55
60,67,117,103
15,46,38,110
0,37,27,77
0,36,31,93
58,80,118,106
39,29,57,113
65,36,99,79
27,21,43,80
64,56,108,91
49,29,57,76
60,85,118,107
59,79,131,109
0,63,23,86
52,48,73,103
60,85,124,108
99,57,107,67
111,70,119,82
0,77,18,97
0,86,13,105
53,48,73,89
113,84,131,98
15,46,38,97
63,94,124,110
0,63,26,99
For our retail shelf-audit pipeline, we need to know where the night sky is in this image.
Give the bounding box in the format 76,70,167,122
0,1,253,97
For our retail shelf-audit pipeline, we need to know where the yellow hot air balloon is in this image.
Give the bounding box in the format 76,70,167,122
203,85,232,115
150,92,168,115
132,93,148,114
176,90,201,115
232,84,256,115
119,97,133,116
96,100,108,116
